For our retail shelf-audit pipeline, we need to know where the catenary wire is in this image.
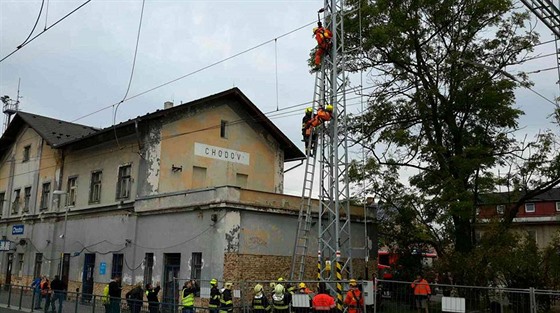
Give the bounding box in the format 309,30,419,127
17,0,45,49
0,0,92,63
114,0,147,150
71,20,317,123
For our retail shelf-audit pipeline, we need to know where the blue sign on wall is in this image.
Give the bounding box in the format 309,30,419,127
12,225,24,235
100,262,106,275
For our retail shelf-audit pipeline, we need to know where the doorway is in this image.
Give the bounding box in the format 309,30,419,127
162,253,181,313
81,253,95,303
4,253,13,290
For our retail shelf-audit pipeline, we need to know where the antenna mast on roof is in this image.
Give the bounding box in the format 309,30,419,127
2,78,22,134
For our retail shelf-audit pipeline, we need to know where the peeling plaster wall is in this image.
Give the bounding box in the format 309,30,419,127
138,123,162,196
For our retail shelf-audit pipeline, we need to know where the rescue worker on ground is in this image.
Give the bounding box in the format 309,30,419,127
180,279,200,313
219,282,234,313
294,283,312,313
126,282,144,313
302,107,316,155
312,282,335,313
313,21,333,68
252,284,271,313
411,274,431,313
344,279,364,313
145,282,161,313
209,279,221,313
272,284,291,313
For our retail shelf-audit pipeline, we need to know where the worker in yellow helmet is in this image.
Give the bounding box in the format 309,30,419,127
272,284,291,313
313,21,333,68
294,283,312,313
209,279,220,313
252,284,271,313
219,282,233,313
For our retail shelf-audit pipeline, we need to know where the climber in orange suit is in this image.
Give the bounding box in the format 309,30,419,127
314,22,333,66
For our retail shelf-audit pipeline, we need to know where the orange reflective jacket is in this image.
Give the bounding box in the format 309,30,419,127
411,279,431,295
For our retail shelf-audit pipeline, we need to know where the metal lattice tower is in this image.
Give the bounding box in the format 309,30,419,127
290,0,352,307
519,0,560,92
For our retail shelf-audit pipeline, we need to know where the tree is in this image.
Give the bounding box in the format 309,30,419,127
343,0,560,259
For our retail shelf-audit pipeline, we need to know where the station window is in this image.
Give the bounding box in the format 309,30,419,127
40,183,51,210
220,120,228,138
23,145,31,162
90,171,102,203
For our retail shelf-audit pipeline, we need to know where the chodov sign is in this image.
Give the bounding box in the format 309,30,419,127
194,143,250,165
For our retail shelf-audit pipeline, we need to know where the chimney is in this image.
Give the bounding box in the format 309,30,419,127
164,101,174,109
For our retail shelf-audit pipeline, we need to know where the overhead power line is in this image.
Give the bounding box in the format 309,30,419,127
71,20,316,122
17,0,45,48
0,0,92,63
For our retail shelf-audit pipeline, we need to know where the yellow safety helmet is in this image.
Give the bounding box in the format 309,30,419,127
210,278,217,285
325,104,333,112
305,107,313,114
299,283,306,289
277,277,284,282
349,279,357,286
225,282,233,289
313,27,319,34
254,284,263,293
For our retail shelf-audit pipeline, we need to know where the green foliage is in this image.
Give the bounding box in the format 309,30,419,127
343,0,560,262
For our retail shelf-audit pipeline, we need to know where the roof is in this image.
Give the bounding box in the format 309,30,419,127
58,88,305,161
0,112,97,157
479,187,560,205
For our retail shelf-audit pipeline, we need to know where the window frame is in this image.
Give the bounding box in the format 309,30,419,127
12,189,21,214
111,253,124,279
40,182,51,210
525,202,536,213
556,201,560,212
116,165,132,200
23,187,31,212
17,253,24,277
33,253,43,278
0,192,5,216
190,252,202,280
143,253,154,285
23,145,31,162
67,176,78,207
220,120,228,138
496,204,505,215
89,170,103,204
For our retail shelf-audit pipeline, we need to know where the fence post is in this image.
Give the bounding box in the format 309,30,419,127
31,288,35,312
373,279,377,313
529,287,537,313
7,284,12,307
92,294,96,313
18,286,23,310
75,290,79,313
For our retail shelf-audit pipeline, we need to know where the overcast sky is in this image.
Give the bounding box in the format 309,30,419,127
1,0,559,197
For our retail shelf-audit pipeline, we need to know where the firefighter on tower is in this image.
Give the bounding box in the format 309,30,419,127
302,107,315,154
313,21,333,68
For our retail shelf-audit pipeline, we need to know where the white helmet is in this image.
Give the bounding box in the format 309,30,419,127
274,284,285,295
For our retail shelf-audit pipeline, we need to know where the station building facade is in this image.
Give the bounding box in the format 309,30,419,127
0,88,371,302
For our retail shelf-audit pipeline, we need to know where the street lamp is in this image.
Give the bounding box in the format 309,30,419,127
53,190,68,277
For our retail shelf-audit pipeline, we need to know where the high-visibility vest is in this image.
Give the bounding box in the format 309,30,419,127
219,289,233,313
272,293,289,310
102,284,110,305
180,288,195,307
252,294,270,311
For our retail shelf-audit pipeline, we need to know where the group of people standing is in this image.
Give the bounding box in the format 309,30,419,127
31,275,66,313
249,278,364,313
103,275,161,313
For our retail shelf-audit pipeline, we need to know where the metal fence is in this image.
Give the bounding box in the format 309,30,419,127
375,279,560,313
1,280,559,313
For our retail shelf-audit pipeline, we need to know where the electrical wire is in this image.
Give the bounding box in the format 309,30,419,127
0,0,92,63
17,0,45,49
114,0,147,150
44,0,50,30
71,20,316,123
